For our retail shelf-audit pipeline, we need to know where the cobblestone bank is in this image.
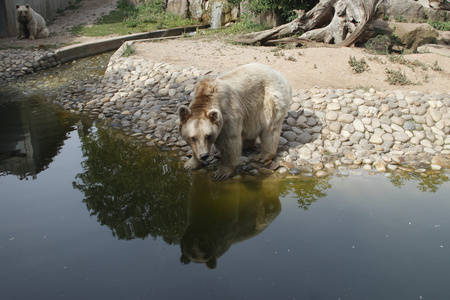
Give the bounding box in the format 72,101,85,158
46,43,450,177
0,49,58,83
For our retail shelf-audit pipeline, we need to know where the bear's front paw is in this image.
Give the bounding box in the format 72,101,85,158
254,153,276,163
184,157,202,170
213,167,234,181
28,36,35,40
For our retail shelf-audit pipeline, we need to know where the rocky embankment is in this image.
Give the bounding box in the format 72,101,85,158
5,43,450,178
0,49,58,82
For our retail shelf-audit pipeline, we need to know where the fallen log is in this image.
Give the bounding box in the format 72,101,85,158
235,0,384,46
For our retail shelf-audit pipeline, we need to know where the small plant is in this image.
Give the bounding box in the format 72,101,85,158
385,68,414,85
431,61,443,71
286,55,297,62
428,20,450,31
395,15,407,23
364,35,391,55
121,43,136,57
349,56,369,73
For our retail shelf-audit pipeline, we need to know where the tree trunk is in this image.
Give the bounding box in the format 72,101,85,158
234,0,384,46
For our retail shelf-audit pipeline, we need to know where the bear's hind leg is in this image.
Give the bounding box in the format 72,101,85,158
37,27,49,38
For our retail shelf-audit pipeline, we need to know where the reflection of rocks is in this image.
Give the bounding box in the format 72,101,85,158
180,175,281,269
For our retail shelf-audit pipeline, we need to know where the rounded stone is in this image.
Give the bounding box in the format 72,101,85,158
329,122,342,134
353,118,365,132
393,132,410,142
369,134,383,145
338,114,355,123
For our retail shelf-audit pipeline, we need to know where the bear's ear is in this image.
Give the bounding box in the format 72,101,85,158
207,109,221,124
206,257,217,269
16,4,20,9
25,4,30,9
178,105,191,123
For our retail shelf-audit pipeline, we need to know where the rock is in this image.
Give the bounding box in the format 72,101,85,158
373,160,387,172
394,22,438,53
329,122,342,134
338,114,354,123
326,111,339,121
431,155,450,167
393,132,410,142
353,118,365,132
327,103,341,111
369,134,383,145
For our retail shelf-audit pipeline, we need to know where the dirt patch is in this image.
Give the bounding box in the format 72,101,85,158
134,37,450,93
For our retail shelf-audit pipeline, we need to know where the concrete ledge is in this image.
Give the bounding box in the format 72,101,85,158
55,25,207,64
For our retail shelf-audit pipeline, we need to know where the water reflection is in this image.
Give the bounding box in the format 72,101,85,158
388,171,449,193
0,89,80,179
73,126,190,243
279,176,332,210
181,174,281,269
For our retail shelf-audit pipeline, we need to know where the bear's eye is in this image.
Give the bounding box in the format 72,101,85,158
205,134,213,141
191,137,198,142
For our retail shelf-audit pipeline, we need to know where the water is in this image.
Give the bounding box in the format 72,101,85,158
1,81,450,300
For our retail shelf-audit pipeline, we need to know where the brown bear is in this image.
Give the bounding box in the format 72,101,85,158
178,63,292,180
16,4,49,40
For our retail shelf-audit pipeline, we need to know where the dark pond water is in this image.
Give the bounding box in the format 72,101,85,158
1,81,450,300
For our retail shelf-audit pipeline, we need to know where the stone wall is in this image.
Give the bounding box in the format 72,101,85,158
0,0,72,37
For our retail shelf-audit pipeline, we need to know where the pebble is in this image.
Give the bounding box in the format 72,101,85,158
2,43,449,178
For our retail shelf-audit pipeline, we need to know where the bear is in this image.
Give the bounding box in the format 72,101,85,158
16,4,49,40
178,63,292,180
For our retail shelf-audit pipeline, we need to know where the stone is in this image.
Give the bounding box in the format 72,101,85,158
327,103,341,111
393,132,410,142
329,122,342,134
369,134,383,145
326,111,339,121
394,22,438,53
373,160,387,172
338,114,354,123
353,118,365,132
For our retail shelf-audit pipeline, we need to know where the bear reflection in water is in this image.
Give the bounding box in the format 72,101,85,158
180,174,281,269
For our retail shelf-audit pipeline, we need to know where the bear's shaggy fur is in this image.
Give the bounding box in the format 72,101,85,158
178,63,291,180
16,4,49,40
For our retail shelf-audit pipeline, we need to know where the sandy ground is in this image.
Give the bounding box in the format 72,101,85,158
134,37,450,93
1,0,449,93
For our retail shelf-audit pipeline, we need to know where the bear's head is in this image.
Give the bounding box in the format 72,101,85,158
178,105,222,162
16,4,32,23
178,80,223,162
180,222,217,269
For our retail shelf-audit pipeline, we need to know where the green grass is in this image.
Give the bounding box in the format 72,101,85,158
428,20,450,31
70,0,197,37
121,44,136,57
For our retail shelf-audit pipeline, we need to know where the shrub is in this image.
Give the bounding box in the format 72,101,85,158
349,56,369,73
385,68,414,85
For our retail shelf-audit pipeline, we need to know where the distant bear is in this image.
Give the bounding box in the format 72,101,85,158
178,63,291,180
16,4,49,40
